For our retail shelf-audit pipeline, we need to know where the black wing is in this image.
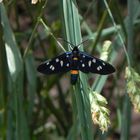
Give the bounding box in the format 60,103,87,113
78,52,115,75
37,52,72,74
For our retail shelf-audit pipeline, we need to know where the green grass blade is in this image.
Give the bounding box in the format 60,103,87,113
25,52,37,121
120,94,131,140
0,3,30,140
120,0,136,140
60,0,94,140
0,15,7,140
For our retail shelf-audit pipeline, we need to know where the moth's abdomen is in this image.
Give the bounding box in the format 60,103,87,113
70,70,79,85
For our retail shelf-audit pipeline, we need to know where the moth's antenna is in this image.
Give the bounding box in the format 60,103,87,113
68,44,73,50
77,39,90,49
55,39,66,52
58,38,74,50
57,38,91,50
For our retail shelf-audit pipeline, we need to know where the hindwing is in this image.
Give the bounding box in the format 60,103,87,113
78,52,115,75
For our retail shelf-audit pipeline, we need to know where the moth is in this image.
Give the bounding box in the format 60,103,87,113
37,40,115,84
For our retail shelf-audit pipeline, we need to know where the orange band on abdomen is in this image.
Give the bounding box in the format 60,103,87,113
73,57,78,60
70,70,79,75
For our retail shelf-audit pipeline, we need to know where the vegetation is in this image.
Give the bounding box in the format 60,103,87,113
0,0,140,140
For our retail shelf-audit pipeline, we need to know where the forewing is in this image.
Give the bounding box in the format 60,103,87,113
37,52,72,74
78,52,115,75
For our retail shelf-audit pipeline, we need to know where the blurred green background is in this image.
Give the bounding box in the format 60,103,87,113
0,0,140,140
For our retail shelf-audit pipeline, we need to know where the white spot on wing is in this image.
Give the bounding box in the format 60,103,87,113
82,55,85,58
102,62,105,66
50,65,53,69
50,65,55,71
52,66,55,71
66,55,69,58
97,65,102,71
60,61,63,67
66,63,69,67
92,58,96,63
99,65,102,69
46,62,49,65
56,58,59,62
97,67,100,71
88,61,92,67
82,64,85,67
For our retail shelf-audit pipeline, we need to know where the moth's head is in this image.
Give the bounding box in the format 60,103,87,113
72,46,79,54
